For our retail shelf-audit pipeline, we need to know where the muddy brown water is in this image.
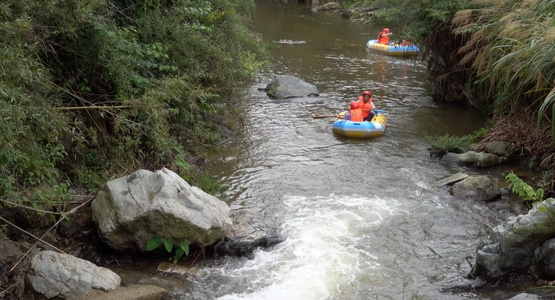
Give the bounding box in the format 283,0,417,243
111,1,545,299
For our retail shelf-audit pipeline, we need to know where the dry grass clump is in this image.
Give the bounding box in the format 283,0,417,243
477,109,554,189
478,110,554,158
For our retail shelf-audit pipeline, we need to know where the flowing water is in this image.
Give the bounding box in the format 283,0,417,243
114,1,538,299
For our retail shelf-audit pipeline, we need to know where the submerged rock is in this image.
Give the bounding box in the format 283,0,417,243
214,216,284,259
82,284,166,300
451,175,501,202
313,2,341,11
508,293,540,300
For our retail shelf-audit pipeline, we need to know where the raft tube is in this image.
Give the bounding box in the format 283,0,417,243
332,110,387,139
366,39,419,57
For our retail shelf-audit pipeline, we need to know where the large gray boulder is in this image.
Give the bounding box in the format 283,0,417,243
451,175,501,202
470,199,555,281
26,251,120,299
264,75,319,99
92,168,232,253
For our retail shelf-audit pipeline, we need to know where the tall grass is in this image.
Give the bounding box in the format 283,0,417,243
453,0,555,140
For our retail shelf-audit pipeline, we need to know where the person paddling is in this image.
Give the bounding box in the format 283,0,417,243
377,28,393,45
358,91,376,121
345,91,375,121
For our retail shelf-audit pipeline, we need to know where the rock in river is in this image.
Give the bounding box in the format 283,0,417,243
92,168,232,253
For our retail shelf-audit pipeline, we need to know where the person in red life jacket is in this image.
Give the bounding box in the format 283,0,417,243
358,90,376,121
401,38,412,46
339,101,364,122
343,91,376,121
377,28,393,45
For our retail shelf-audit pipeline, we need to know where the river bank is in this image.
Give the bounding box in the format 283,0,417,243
0,150,549,299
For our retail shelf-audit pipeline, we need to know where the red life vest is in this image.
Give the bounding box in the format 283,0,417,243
358,96,374,118
349,109,364,122
377,31,389,45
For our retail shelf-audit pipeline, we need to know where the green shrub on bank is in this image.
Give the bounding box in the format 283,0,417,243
0,0,267,210
0,4,70,200
425,134,474,156
425,127,486,156
147,235,190,265
506,172,549,211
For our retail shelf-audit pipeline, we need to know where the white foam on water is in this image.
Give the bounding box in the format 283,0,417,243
274,39,307,44
215,194,401,300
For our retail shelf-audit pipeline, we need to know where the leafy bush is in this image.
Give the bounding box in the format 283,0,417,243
0,4,71,199
426,126,488,156
1,0,267,207
426,134,474,156
147,235,190,264
505,172,548,211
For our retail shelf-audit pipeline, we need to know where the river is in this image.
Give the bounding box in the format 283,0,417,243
114,1,533,299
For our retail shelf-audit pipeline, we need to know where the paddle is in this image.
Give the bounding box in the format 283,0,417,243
313,115,340,119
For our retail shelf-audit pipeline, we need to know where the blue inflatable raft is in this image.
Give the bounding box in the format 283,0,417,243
332,110,387,139
366,39,419,57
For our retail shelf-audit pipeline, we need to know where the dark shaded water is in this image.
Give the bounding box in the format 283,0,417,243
114,1,541,299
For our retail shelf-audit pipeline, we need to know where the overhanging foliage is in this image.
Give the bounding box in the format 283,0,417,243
0,0,267,203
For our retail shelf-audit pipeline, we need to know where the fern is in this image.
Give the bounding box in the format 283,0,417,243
506,172,547,211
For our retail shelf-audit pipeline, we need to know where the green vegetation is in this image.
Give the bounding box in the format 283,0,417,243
505,172,549,211
346,0,474,41
425,127,486,157
425,134,474,157
0,0,266,223
147,235,190,264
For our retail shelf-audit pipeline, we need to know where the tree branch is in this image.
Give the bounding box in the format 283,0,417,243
7,196,95,273
0,216,66,254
